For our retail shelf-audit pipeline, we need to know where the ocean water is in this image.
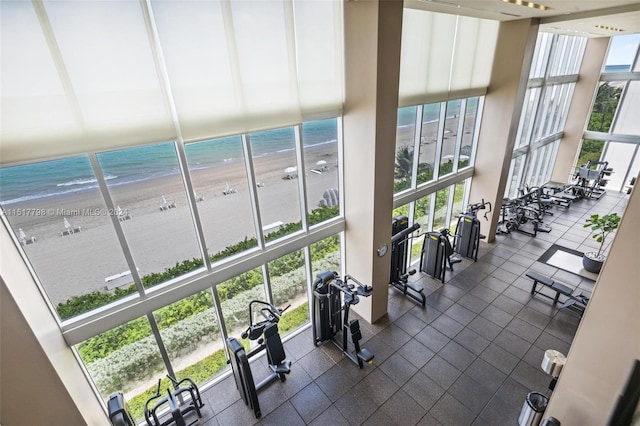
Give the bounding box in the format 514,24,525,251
604,64,631,72
0,120,338,205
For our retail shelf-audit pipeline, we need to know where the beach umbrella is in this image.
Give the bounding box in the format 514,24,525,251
63,217,71,229
315,160,327,167
162,195,168,205
18,228,27,240
284,166,297,174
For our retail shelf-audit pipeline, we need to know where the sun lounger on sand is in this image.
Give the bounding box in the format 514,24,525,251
223,182,237,195
160,195,177,211
116,206,132,221
18,228,36,245
61,218,81,236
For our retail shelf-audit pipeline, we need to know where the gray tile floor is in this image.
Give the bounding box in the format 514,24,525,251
191,191,628,425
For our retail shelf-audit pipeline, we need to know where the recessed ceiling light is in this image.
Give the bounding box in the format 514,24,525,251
595,24,625,32
501,0,551,11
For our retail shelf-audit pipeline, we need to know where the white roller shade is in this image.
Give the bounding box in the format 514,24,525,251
0,0,344,165
398,9,498,107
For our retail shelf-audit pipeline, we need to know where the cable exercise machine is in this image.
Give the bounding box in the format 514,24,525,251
389,215,425,305
419,229,461,283
312,270,374,369
452,199,491,261
226,300,292,419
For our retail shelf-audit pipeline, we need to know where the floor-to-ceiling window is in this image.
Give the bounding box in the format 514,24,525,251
0,0,345,421
577,34,640,192
505,33,587,198
392,96,481,267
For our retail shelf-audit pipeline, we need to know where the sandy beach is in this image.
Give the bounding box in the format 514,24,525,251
6,143,339,306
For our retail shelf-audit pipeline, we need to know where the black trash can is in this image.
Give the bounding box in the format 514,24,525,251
518,391,549,426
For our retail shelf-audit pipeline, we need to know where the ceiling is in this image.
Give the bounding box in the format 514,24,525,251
405,0,640,37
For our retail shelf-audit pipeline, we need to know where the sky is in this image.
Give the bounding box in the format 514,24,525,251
606,34,640,66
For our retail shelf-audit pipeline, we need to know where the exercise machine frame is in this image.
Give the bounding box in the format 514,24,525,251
312,270,374,369
390,215,424,305
143,375,204,426
452,199,491,261
226,300,291,419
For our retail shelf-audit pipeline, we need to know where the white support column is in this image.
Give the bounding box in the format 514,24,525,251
468,19,539,242
342,0,403,323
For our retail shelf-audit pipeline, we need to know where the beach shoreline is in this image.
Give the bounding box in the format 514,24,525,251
4,143,339,306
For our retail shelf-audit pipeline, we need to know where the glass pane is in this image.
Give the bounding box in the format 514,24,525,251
439,100,461,177
611,80,640,135
97,142,203,291
216,267,266,338
577,139,605,167
517,88,540,148
268,249,308,337
506,155,525,199
433,187,450,232
310,234,341,280
0,156,132,320
249,127,302,241
530,32,552,79
394,106,417,193
587,81,624,132
459,97,478,169
76,316,164,422
410,195,431,264
184,136,257,263
152,289,226,392
449,180,467,233
418,103,440,184
303,118,340,225
605,34,640,71
602,142,638,191
392,204,409,219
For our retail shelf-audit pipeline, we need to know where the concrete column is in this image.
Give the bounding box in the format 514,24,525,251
0,224,107,425
551,37,610,183
468,19,539,242
342,0,403,323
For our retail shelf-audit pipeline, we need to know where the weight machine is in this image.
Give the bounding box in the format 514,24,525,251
452,199,491,261
497,192,551,238
227,300,291,419
389,215,425,305
568,160,612,199
312,270,374,369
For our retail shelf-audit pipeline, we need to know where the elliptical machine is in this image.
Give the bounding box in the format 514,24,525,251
389,215,424,305
226,300,291,419
312,271,374,369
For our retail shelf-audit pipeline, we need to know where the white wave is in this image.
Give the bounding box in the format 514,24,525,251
56,174,117,187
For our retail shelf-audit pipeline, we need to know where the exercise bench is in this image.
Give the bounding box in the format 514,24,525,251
525,270,589,316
